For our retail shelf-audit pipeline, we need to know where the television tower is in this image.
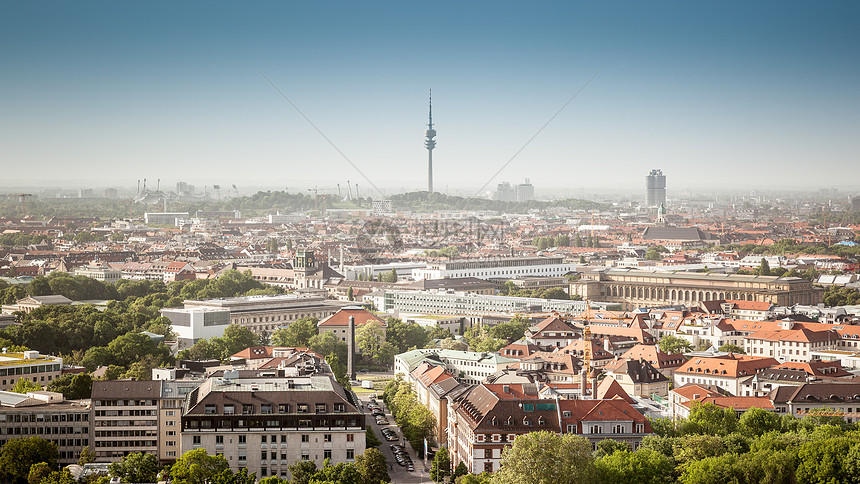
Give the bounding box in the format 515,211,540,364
424,90,436,193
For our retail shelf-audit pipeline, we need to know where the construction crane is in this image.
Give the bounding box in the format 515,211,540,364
0,194,33,217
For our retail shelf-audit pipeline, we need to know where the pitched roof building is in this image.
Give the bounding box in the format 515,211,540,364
446,383,651,474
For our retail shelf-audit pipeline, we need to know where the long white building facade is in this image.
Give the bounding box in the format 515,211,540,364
412,256,575,281
369,289,619,317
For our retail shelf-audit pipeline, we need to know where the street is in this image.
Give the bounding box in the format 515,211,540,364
359,393,432,483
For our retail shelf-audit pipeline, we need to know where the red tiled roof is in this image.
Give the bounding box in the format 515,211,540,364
318,307,386,327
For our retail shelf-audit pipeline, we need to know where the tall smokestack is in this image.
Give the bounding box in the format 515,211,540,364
347,315,356,381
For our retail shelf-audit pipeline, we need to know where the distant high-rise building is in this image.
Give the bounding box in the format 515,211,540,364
424,91,437,193
516,178,535,202
646,169,666,207
852,195,860,211
176,181,195,196
493,182,516,202
104,188,118,199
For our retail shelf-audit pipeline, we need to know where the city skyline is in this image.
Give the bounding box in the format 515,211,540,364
2,1,859,193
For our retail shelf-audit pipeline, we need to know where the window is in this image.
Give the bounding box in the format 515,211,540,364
324,434,332,442
301,452,310,461
590,425,602,434
346,434,354,442
193,436,201,445
484,449,492,458
315,403,327,413
346,449,355,460
324,449,332,460
301,434,309,443
278,404,289,413
216,435,224,445
223,405,234,415
261,435,266,443
297,404,309,413
242,405,253,415
204,405,217,415
261,404,272,414
239,435,247,446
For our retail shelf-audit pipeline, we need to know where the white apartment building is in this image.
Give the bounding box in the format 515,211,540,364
412,256,575,281
370,289,612,318
182,294,350,334
161,307,232,348
180,376,365,479
73,263,121,284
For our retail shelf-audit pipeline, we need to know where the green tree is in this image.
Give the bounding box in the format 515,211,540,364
353,448,390,484
718,344,745,354
168,449,230,484
266,238,280,253
795,437,852,484
440,338,469,351
0,437,58,484
658,334,693,355
494,431,596,484
385,318,430,354
347,286,354,301
77,445,96,465
593,439,629,458
288,460,318,484
453,462,468,480
271,317,319,347
487,316,530,343
356,320,386,360
310,461,360,484
27,462,52,484
38,470,76,484
758,258,771,276
211,468,256,484
595,449,674,484
686,403,737,436
366,424,382,448
108,452,161,483
430,447,451,482
259,478,287,484
738,407,780,436
10,378,41,394
308,331,348,363
679,453,744,484
326,353,349,387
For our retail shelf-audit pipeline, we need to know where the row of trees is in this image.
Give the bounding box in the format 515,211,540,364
382,377,436,456
711,238,860,259
389,191,607,214
0,270,285,383
462,316,530,353
823,285,860,306
532,235,571,250
266,316,450,370
498,282,574,300
3,443,389,484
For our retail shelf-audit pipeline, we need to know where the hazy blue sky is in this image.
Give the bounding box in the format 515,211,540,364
2,1,858,196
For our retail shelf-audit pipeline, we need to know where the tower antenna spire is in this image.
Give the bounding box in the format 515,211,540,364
424,89,437,193
428,89,433,129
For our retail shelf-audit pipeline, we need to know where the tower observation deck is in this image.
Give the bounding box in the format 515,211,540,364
425,91,436,193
